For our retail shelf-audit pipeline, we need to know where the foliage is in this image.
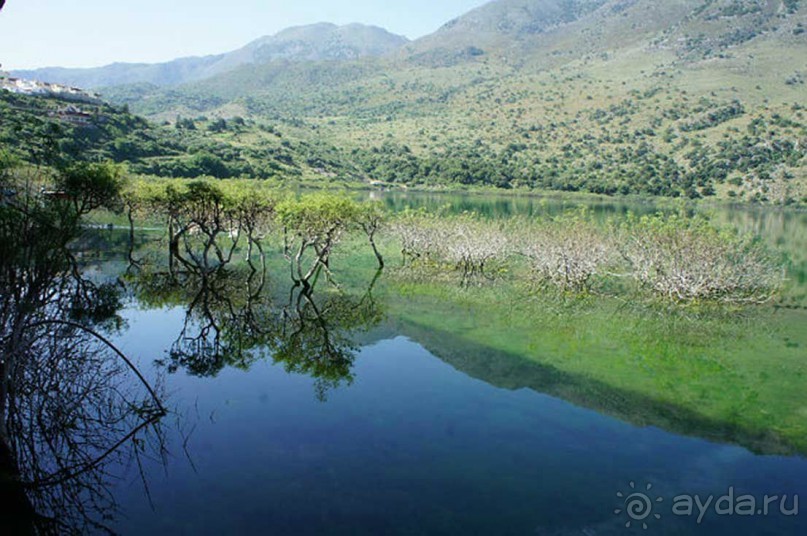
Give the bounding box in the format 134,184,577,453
619,213,783,303
518,210,617,292
0,91,342,183
56,161,125,215
277,193,364,287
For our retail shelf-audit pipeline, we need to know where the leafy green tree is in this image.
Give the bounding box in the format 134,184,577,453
277,194,362,288
56,161,125,216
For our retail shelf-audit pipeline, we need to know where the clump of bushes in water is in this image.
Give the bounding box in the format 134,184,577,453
392,210,509,286
392,209,618,292
618,213,781,304
516,210,617,293
391,209,783,304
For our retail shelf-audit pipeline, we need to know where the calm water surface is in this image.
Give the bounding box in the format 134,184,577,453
107,312,807,535
33,195,807,534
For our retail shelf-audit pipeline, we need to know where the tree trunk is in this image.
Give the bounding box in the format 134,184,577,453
369,232,384,269
168,219,178,276
0,435,38,536
127,206,138,266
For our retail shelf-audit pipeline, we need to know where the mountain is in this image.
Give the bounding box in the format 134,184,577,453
11,23,409,89
242,23,409,62
404,0,794,68
404,0,609,63
9,0,807,203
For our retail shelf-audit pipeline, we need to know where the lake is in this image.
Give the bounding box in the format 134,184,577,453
8,193,807,535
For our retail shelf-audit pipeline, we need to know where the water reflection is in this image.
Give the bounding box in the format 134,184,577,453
386,284,807,457
274,271,384,400
131,266,270,377
4,186,805,534
0,185,165,533
128,248,385,400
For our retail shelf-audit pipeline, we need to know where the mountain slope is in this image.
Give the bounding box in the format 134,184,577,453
13,0,807,202
12,23,408,89
120,0,807,201
404,0,610,64
0,89,353,183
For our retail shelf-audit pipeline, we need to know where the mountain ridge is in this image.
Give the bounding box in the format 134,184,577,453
11,22,409,89
6,0,807,202
405,0,610,59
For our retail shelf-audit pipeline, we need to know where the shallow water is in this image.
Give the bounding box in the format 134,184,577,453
108,323,807,535
8,194,807,534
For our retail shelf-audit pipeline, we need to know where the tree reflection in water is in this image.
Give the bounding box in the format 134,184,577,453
276,271,384,400
129,246,385,400
1,175,166,534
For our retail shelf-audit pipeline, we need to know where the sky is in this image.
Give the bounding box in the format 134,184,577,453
0,0,490,70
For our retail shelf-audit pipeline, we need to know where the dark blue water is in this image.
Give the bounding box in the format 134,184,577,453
102,305,807,536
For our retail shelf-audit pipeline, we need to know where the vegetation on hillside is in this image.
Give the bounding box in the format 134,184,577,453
4,0,807,202
0,90,352,182
89,0,807,202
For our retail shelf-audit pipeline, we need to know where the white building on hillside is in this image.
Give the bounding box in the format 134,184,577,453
0,76,102,104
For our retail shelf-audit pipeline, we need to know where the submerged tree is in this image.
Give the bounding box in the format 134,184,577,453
126,180,245,275
439,214,509,285
391,211,509,285
229,182,278,271
277,193,363,289
357,202,386,269
518,211,617,293
169,181,241,272
391,209,441,266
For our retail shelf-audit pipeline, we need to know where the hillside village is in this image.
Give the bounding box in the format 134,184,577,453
0,71,101,104
1,78,104,134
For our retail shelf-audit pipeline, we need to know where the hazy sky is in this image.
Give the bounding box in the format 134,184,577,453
0,0,490,70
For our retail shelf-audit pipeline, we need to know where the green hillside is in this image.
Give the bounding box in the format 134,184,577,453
0,90,351,183
6,0,806,202
97,0,805,202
